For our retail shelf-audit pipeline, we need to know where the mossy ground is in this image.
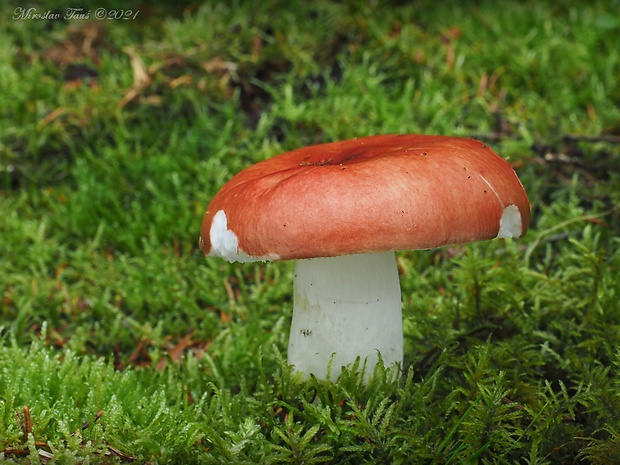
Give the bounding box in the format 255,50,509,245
1,1,619,463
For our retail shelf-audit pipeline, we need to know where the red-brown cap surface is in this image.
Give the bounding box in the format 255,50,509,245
200,134,530,262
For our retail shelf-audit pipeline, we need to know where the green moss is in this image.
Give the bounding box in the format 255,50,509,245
1,0,619,462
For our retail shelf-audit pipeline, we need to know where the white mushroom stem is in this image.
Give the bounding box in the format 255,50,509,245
288,251,403,380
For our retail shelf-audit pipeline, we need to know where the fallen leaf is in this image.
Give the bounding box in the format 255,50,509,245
156,331,194,370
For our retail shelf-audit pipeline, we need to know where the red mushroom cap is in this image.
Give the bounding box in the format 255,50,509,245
200,134,530,261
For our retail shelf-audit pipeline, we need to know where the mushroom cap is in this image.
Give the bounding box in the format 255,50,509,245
200,134,530,262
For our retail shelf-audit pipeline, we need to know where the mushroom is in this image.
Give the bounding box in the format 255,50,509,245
199,134,530,380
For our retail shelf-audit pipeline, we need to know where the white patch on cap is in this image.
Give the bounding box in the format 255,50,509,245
496,204,522,238
209,210,280,263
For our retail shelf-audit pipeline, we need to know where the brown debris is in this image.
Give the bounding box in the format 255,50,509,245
155,331,194,371
43,23,105,67
21,406,32,440
2,407,136,463
118,46,153,108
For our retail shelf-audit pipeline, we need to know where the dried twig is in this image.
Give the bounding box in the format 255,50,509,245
562,134,620,144
524,205,619,265
22,406,32,440
471,132,620,146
